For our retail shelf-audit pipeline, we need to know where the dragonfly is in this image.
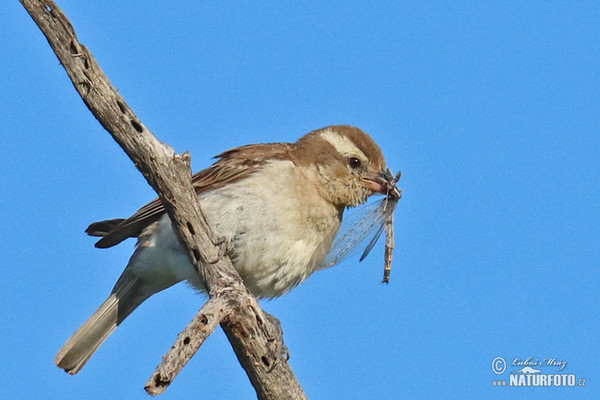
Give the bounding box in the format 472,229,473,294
319,169,402,283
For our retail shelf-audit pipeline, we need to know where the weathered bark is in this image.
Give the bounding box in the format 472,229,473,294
145,297,232,395
19,1,307,398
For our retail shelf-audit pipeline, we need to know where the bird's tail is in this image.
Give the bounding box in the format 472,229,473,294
54,277,147,374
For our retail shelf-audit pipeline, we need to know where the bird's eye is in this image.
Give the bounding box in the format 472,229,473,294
348,157,362,169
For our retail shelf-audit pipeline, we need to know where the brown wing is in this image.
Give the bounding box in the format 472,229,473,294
90,142,294,248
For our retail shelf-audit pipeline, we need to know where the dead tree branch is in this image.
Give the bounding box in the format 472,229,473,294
19,1,306,398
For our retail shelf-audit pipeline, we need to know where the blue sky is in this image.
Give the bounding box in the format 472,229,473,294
2,1,599,399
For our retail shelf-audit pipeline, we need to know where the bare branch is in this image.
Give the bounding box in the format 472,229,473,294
20,1,306,398
145,297,232,395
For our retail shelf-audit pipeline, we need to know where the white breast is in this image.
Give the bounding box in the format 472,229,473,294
130,159,341,299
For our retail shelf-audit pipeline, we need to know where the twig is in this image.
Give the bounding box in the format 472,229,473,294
145,297,231,395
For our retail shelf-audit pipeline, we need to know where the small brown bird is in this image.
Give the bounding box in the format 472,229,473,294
55,125,393,374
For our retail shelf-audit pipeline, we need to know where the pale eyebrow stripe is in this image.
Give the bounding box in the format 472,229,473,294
320,129,367,160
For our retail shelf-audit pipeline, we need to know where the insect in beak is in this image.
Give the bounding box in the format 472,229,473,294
364,169,402,200
324,168,402,283
359,168,402,283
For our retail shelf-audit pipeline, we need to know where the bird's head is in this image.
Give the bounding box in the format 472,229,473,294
294,125,391,208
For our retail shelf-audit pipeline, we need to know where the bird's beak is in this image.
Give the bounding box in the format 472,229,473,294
363,169,402,199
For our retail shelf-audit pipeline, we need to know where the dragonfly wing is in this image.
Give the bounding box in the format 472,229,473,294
359,223,385,262
318,198,387,270
359,195,399,262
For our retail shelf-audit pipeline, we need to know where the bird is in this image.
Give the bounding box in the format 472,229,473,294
55,125,393,374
